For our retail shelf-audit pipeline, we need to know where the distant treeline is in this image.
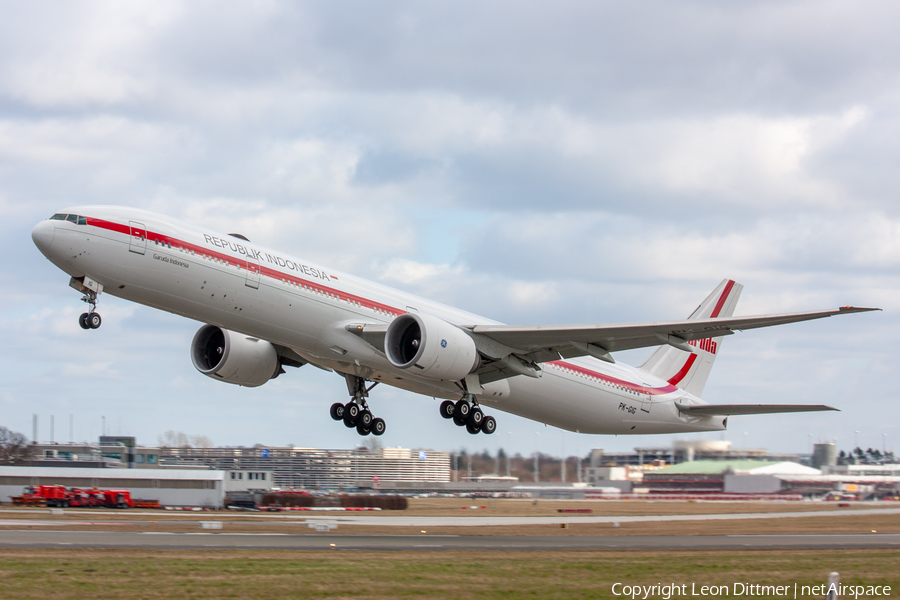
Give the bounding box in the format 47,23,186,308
261,493,408,510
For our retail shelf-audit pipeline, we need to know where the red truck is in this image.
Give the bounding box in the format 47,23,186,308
12,485,70,507
11,486,151,509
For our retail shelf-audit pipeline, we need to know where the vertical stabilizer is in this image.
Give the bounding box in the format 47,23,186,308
639,279,743,397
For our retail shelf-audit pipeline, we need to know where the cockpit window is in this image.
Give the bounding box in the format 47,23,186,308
50,213,87,224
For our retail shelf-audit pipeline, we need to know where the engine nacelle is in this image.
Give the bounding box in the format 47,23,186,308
385,313,479,381
191,325,280,387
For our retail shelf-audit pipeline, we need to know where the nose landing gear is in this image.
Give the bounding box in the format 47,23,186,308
440,396,496,435
330,375,386,436
75,278,102,330
79,312,102,330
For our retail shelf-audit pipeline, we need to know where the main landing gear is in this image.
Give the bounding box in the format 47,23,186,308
440,396,496,435
329,375,386,437
78,287,102,330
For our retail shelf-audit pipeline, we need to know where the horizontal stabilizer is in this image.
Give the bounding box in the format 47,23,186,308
676,402,839,416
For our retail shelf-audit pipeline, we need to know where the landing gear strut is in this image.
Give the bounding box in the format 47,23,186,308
329,375,386,436
440,395,496,435
78,286,102,330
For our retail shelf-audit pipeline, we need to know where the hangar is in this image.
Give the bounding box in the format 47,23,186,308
0,466,225,508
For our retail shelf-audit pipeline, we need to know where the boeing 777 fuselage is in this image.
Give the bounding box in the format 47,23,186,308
31,207,877,438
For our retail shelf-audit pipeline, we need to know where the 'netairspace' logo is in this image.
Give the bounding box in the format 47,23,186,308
611,583,892,599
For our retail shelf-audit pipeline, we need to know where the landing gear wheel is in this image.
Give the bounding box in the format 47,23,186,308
481,415,497,435
455,400,471,420
343,402,360,427
467,407,484,427
358,410,374,428
371,418,386,436
79,313,90,330
453,411,467,427
356,422,371,436
330,402,345,421
88,313,102,329
465,421,481,435
439,400,455,419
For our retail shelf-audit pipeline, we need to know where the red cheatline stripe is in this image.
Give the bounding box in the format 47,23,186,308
84,217,404,317
710,279,735,318
667,353,697,386
550,360,679,396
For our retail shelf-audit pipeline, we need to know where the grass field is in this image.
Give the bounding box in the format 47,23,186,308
2,501,899,598
0,548,897,599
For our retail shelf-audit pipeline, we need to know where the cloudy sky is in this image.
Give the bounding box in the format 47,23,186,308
2,1,896,459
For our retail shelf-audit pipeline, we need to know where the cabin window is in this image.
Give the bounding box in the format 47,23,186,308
77,216,87,225
50,213,67,220
65,214,78,223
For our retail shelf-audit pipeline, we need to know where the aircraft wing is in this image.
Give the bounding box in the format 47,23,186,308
470,306,878,362
675,403,839,415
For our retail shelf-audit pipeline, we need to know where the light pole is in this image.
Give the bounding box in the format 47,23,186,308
576,434,581,484
506,432,512,478
808,433,813,455
884,433,888,454
533,432,540,483
854,430,860,450
560,431,566,484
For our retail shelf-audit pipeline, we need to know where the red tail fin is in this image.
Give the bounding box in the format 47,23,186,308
639,279,743,397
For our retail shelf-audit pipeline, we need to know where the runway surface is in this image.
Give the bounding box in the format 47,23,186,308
281,507,900,526
3,506,899,527
1,530,899,551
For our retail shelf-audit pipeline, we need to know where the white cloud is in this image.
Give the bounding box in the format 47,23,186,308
2,1,898,455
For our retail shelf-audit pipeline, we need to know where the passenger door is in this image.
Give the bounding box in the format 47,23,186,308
639,382,652,414
246,251,260,289
129,221,147,255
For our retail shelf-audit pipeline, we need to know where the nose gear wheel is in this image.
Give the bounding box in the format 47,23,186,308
76,284,102,329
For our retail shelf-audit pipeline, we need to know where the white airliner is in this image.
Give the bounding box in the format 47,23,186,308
31,207,877,437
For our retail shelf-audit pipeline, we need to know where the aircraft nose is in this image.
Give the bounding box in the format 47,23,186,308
31,220,55,254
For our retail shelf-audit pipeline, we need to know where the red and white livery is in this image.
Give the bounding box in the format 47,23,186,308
31,207,878,437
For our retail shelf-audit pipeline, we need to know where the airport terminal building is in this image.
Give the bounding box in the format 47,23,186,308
16,437,451,492
157,445,451,489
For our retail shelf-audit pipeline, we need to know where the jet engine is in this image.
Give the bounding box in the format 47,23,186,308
385,313,479,381
190,324,280,387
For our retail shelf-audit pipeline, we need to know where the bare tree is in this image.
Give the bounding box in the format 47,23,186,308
362,437,382,451
190,434,213,448
0,426,30,465
157,430,214,448
158,430,190,448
